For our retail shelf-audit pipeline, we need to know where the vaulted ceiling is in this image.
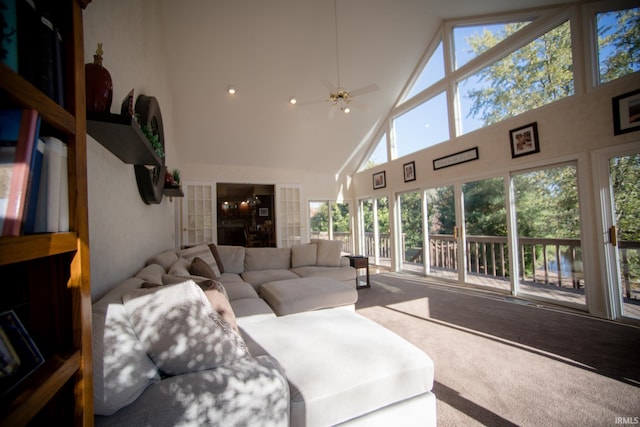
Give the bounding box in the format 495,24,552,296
159,0,569,176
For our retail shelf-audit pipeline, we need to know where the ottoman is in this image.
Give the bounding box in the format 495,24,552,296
240,309,436,427
260,277,358,316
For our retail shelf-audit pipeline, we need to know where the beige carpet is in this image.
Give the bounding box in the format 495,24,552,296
354,272,640,427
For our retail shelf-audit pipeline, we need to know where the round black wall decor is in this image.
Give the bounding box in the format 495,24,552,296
134,95,165,204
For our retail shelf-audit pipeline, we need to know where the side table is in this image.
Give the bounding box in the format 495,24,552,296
347,255,370,289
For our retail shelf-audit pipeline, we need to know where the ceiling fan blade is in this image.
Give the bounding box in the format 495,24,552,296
348,83,380,97
326,104,338,120
321,80,338,92
295,98,327,107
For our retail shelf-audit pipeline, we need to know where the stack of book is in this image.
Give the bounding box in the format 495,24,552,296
0,109,69,236
0,0,66,107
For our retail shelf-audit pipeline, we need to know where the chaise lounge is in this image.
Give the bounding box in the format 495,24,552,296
92,242,436,426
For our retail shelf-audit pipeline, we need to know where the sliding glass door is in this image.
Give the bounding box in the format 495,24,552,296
398,191,424,273
359,197,390,267
462,177,509,291
512,163,585,307
599,148,640,320
425,185,457,281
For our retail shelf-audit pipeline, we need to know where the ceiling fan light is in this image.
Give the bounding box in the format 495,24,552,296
343,106,350,113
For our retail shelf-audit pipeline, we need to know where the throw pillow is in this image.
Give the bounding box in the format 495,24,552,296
161,274,226,298
291,243,318,268
189,256,218,280
167,257,191,276
122,280,249,376
203,288,239,333
313,239,343,267
208,243,225,274
177,244,221,278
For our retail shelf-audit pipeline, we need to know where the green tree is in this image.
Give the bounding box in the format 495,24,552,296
331,203,350,233
599,8,640,83
466,21,573,126
462,178,506,236
400,192,423,249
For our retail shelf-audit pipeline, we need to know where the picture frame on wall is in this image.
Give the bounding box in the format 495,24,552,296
510,122,540,158
612,88,640,135
372,171,386,190
403,161,416,182
258,208,269,217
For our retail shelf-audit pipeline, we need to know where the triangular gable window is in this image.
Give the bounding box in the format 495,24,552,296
404,41,444,101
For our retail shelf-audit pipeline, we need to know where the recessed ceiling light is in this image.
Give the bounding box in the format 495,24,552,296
289,97,297,105
227,85,237,95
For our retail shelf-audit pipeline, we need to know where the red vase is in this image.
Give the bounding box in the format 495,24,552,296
85,43,113,113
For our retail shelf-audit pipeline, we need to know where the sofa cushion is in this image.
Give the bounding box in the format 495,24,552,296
122,280,249,376
93,356,289,427
312,239,342,267
290,265,356,284
240,310,434,427
245,247,291,271
223,280,260,301
145,250,179,270
231,298,277,325
241,269,300,290
208,243,225,274
291,243,317,268
92,277,161,416
215,245,246,274
177,244,221,278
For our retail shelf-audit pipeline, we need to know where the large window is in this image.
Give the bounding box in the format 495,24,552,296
362,134,387,171
393,92,449,159
309,201,351,253
404,41,444,100
363,3,640,165
596,7,640,84
453,21,532,70
457,21,573,135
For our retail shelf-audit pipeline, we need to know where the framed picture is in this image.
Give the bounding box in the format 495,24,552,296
372,171,386,190
403,161,416,182
510,122,540,158
433,147,479,170
258,207,269,217
613,88,640,135
0,310,44,397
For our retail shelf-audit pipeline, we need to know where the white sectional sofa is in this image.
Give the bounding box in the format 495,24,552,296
92,242,436,426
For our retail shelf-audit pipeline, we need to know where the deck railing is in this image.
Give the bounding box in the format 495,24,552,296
312,232,638,297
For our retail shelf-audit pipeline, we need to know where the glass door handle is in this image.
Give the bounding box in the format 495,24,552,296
609,225,617,246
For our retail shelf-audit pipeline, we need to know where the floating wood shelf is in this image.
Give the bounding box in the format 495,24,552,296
163,186,184,198
87,111,162,166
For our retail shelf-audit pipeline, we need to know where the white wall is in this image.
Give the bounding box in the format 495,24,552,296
84,0,178,300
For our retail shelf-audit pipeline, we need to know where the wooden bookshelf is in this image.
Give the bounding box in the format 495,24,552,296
0,1,93,426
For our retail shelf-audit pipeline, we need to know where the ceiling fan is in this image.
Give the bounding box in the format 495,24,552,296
297,0,379,115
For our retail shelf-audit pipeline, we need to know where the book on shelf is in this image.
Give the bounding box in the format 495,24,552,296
0,0,19,73
34,136,68,233
0,108,41,236
0,310,45,398
15,0,65,106
22,137,44,234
